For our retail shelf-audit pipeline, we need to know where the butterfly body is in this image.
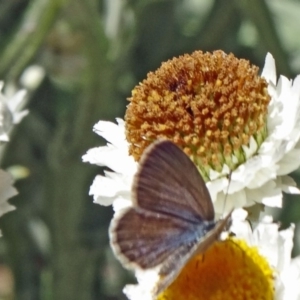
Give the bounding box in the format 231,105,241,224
109,140,232,296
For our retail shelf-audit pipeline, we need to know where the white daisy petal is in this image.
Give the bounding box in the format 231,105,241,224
123,268,160,300
260,192,283,208
0,82,28,141
0,170,18,217
244,180,282,207
89,172,132,206
206,177,228,199
0,132,9,142
214,189,248,215
7,90,28,124
278,176,300,194
277,148,300,175
261,52,277,84
280,256,300,300
241,136,258,159
93,118,127,148
83,145,136,174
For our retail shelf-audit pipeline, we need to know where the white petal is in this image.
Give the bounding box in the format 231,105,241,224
13,109,29,124
275,76,298,138
208,164,230,181
0,132,9,142
261,190,282,207
246,165,278,189
207,177,228,201
6,90,27,112
244,180,281,207
89,173,132,206
230,154,274,191
277,176,300,194
5,90,28,124
253,221,280,267
261,53,277,84
124,284,153,300
0,170,17,217
82,145,137,174
93,119,127,148
231,213,253,242
113,197,132,211
277,148,300,175
242,136,258,159
0,84,28,139
213,189,248,216
124,268,160,300
277,224,294,271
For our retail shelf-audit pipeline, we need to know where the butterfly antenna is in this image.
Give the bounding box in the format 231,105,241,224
222,172,232,218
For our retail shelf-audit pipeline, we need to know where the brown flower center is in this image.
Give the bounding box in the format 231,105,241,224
125,50,270,180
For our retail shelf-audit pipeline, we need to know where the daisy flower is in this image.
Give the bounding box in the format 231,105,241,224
123,211,300,300
0,81,28,224
83,50,300,214
0,82,28,142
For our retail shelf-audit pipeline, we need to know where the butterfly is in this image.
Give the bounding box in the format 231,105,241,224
109,140,232,296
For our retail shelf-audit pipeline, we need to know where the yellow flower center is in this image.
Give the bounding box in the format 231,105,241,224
125,50,271,180
157,238,274,300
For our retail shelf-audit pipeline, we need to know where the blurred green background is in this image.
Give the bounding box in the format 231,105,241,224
0,0,300,299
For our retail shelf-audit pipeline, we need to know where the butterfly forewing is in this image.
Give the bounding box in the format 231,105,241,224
132,140,214,222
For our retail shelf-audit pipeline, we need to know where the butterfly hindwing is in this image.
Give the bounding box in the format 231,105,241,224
110,206,203,269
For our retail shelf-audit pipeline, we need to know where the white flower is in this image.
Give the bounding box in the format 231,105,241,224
0,169,18,218
123,212,300,300
83,53,300,214
0,82,28,142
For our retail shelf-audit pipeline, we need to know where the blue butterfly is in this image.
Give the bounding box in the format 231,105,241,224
110,140,232,296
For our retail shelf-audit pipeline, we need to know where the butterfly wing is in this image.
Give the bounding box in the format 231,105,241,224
110,140,216,270
133,140,215,223
110,207,202,269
